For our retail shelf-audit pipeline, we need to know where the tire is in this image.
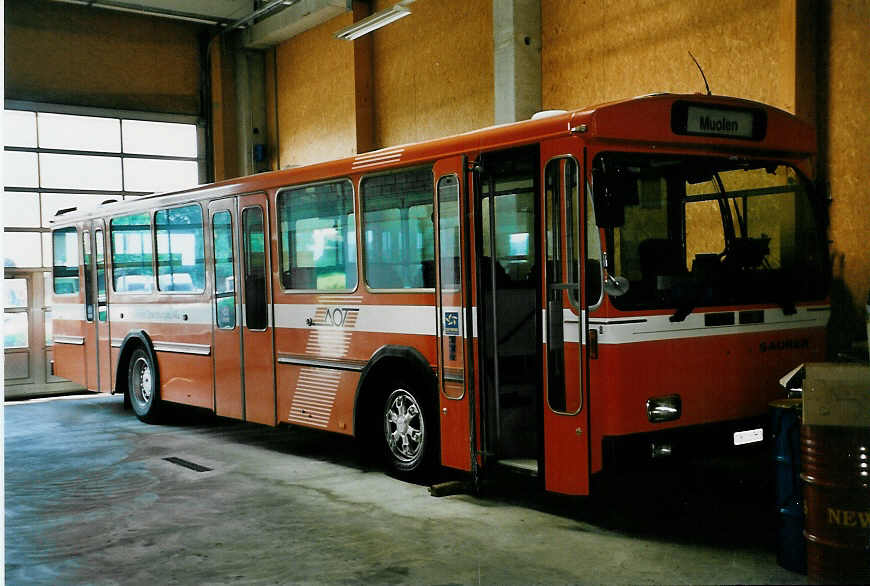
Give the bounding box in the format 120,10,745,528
382,380,436,478
128,347,162,423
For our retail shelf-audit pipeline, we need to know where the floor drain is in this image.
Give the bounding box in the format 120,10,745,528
163,457,212,472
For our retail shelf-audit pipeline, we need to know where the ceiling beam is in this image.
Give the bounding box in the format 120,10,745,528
242,0,350,49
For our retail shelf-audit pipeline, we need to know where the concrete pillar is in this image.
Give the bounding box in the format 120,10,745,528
493,0,541,124
247,52,269,173
233,41,268,177
233,46,252,176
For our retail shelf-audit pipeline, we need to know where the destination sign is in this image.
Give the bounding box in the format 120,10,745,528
671,101,766,141
686,105,754,138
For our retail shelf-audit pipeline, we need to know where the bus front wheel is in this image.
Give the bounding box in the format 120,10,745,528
382,381,435,477
128,347,162,423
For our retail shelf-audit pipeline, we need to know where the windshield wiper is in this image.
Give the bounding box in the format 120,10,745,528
669,278,702,323
774,275,798,315
670,303,694,322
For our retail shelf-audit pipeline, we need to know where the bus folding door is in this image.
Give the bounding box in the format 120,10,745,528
434,156,473,472
540,138,591,495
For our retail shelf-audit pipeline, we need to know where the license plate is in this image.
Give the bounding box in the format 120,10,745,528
733,428,764,446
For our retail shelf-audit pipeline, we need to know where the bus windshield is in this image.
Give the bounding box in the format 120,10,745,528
596,153,827,315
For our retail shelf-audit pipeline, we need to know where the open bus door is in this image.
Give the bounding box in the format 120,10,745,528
433,156,474,472
540,138,591,495
469,142,589,494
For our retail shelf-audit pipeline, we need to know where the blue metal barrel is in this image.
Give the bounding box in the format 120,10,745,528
770,398,806,574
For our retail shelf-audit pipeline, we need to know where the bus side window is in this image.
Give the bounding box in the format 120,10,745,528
212,210,236,329
82,230,94,321
155,204,205,293
111,212,154,294
52,227,81,295
586,187,603,307
361,167,435,290
95,229,107,321
242,207,267,330
277,181,357,292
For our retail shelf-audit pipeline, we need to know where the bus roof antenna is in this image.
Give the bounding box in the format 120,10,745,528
688,52,711,96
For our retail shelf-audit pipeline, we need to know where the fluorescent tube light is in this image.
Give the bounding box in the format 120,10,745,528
334,1,413,41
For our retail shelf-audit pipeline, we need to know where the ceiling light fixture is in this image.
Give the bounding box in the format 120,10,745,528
334,0,414,41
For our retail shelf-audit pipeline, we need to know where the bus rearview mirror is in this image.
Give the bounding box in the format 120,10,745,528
591,169,629,228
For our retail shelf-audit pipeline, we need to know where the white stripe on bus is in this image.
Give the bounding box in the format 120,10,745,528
273,304,437,336
57,301,830,346
589,306,829,345
110,303,212,326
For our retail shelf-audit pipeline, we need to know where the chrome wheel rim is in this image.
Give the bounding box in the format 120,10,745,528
131,356,153,406
385,389,424,464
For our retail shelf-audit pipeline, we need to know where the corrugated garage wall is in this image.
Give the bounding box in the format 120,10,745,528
5,0,205,115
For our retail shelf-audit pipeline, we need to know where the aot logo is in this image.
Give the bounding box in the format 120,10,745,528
306,307,359,328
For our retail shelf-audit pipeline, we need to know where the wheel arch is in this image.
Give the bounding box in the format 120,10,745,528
115,330,159,405
352,345,437,439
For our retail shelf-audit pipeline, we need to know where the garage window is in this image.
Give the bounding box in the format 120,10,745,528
3,105,204,270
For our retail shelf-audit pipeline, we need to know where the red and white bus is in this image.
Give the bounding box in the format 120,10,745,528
50,93,829,495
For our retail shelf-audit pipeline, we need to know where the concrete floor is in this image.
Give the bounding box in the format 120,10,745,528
5,394,806,585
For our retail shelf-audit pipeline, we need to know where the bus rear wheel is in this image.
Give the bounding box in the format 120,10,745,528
383,381,434,477
128,347,162,423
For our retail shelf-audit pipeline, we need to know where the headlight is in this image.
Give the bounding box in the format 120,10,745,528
646,394,681,423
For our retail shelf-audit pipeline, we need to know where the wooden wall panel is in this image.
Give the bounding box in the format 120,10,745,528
275,12,358,168
542,0,788,112
826,0,870,327
5,0,204,115
372,0,494,148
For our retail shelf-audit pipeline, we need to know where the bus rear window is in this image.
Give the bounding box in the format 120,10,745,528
52,227,80,295
111,212,154,294
278,180,357,291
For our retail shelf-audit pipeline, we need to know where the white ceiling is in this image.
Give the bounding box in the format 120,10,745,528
125,0,255,22
51,0,352,46
51,1,270,25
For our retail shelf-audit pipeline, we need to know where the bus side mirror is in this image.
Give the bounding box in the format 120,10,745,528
591,169,629,228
